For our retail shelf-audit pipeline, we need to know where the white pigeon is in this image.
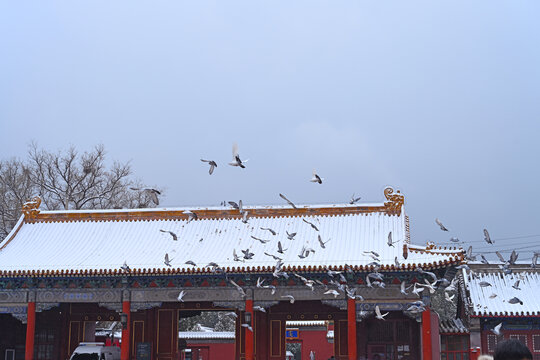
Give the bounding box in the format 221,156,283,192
375,305,389,320
228,143,248,168
310,169,323,184
492,323,503,336
241,324,253,332
281,295,295,304
445,292,455,303
324,290,340,298
177,290,186,302
253,306,266,313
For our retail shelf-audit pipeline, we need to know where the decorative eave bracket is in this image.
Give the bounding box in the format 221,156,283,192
22,196,41,220
383,187,404,215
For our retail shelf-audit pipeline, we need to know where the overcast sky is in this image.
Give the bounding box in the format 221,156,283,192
1,1,539,260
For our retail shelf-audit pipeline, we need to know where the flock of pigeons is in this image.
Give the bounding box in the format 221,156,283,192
122,144,530,336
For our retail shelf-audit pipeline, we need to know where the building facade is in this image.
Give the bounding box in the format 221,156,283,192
0,188,464,360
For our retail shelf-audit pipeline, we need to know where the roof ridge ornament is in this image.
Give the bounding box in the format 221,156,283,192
22,196,41,219
383,186,404,214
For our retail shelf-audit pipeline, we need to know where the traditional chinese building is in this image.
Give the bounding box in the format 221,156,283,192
458,264,540,359
0,187,464,360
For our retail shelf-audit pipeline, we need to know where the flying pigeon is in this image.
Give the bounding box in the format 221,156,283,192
479,281,492,287
281,295,295,304
242,211,249,224
242,248,255,260
435,218,449,231
130,187,161,205
512,280,521,290
318,235,330,249
185,260,197,267
324,290,340,298
445,292,455,303
121,261,131,273
241,324,253,332
200,159,217,175
183,210,198,223
450,237,460,243
264,252,282,261
277,241,287,254
286,231,297,240
492,322,503,336
160,230,178,241
375,305,389,320
228,201,240,209
279,193,297,209
177,290,186,302
253,306,266,313
508,297,523,305
164,253,173,267
387,231,398,247
484,229,493,244
228,143,248,168
252,235,270,244
310,170,323,184
350,194,362,204
302,219,319,231
260,227,277,236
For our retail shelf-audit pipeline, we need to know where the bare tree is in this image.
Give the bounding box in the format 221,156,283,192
0,143,161,238
0,159,34,239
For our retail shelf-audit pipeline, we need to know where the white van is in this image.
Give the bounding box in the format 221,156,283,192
69,343,121,360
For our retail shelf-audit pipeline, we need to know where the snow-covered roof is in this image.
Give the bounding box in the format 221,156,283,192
178,331,235,340
0,188,463,276
463,269,540,317
439,319,469,334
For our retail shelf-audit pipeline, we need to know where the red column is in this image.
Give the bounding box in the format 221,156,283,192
347,298,357,360
469,347,480,360
25,302,36,360
422,309,433,360
245,299,254,360
121,301,131,360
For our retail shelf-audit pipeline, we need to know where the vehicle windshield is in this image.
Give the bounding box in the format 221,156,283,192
71,353,99,360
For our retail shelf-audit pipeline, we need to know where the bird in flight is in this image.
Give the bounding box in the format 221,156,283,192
183,210,198,223
286,231,297,240
484,229,494,244
281,295,295,304
492,323,503,336
177,290,186,302
252,235,270,244
375,305,389,320
310,170,323,184
279,193,297,209
277,241,287,254
387,232,398,247
303,219,319,231
435,218,449,231
164,253,173,267
185,260,197,267
130,188,161,205
318,235,330,249
200,159,217,175
228,143,248,168
324,290,340,298
350,194,362,204
160,230,177,241
260,227,277,236
121,261,131,273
